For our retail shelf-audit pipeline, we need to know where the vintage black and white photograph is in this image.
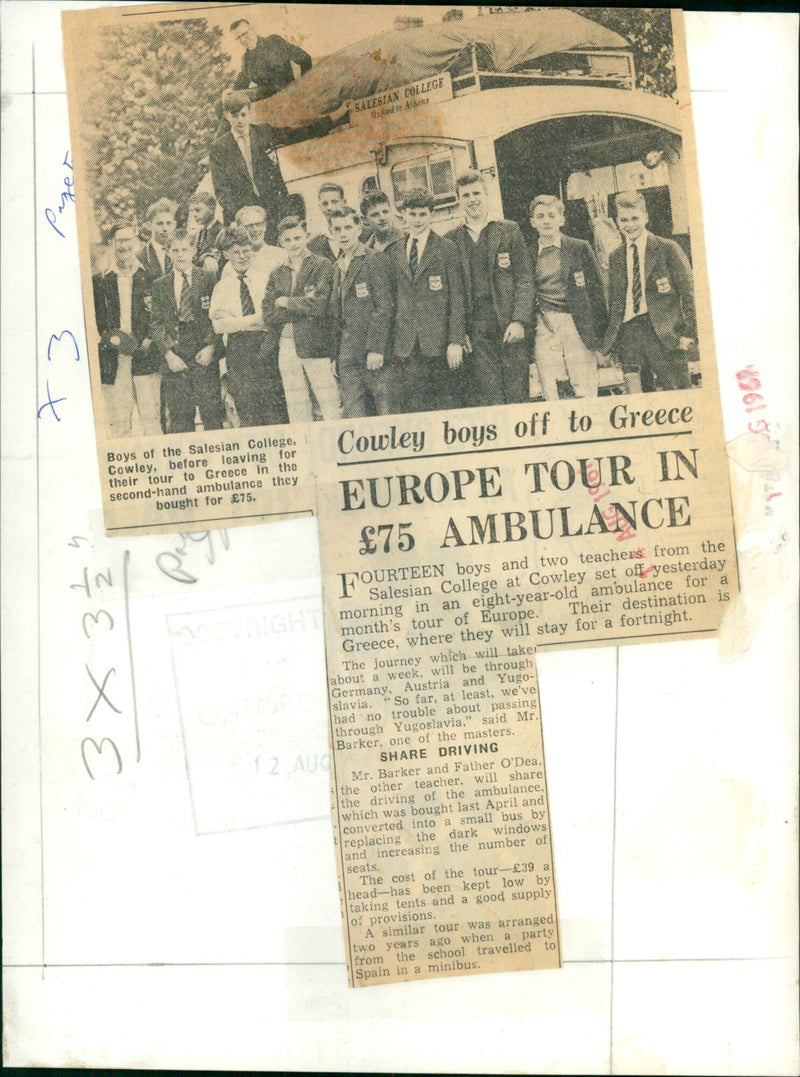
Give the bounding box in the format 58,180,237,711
72,5,701,442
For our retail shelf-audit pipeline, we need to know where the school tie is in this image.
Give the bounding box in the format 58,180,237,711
236,132,259,195
237,272,255,316
408,237,418,277
632,242,643,314
178,271,194,322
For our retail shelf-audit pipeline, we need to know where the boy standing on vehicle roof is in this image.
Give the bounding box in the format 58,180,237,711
447,170,534,406
602,190,696,393
390,188,467,413
328,206,396,418
529,194,607,401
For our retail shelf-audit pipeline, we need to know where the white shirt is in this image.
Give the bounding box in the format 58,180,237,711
337,245,358,277
406,228,430,265
624,231,649,322
116,268,134,335
210,267,268,324
222,244,284,280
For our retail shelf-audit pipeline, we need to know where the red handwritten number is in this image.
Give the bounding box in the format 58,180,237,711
81,737,122,780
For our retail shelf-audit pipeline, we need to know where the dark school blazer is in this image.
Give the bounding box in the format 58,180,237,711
447,218,534,334
92,266,157,384
330,245,394,366
603,231,696,353
529,232,608,350
262,253,335,358
390,230,467,359
150,266,218,365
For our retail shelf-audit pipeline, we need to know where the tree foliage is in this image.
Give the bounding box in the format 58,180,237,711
566,8,676,98
83,18,234,236
480,6,676,98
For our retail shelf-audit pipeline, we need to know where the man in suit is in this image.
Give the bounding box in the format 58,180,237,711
138,199,177,279
390,188,467,413
210,224,287,428
93,220,161,438
186,192,223,276
230,17,312,102
361,190,403,255
447,170,534,406
151,229,224,434
209,91,290,236
602,190,696,393
261,215,340,423
328,206,396,418
529,194,608,400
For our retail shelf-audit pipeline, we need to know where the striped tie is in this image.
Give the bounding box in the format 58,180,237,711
238,272,255,316
632,242,643,315
408,237,418,277
179,271,194,322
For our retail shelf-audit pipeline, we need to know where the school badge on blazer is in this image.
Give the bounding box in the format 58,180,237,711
200,294,211,309
573,271,586,287
497,252,511,268
355,282,369,299
656,277,672,293
304,284,316,297
428,275,443,291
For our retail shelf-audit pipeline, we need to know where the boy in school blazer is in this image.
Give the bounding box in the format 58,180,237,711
150,229,223,434
328,206,396,418
93,220,161,438
261,215,340,422
602,189,696,393
447,169,534,406
390,188,467,412
529,194,607,401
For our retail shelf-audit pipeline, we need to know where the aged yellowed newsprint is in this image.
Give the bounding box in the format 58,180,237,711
61,3,738,985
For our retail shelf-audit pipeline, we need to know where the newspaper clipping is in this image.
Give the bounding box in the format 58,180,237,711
62,3,739,984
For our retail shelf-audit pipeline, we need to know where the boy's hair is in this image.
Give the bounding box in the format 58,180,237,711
219,225,252,252
230,18,250,32
221,89,251,115
529,194,564,216
318,181,345,200
277,214,307,238
189,191,217,211
145,198,178,222
402,188,434,212
455,169,486,192
168,228,192,249
360,189,391,217
108,219,137,242
615,190,647,214
328,205,360,224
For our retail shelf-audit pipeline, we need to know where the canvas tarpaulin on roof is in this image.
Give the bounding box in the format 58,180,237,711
254,9,630,130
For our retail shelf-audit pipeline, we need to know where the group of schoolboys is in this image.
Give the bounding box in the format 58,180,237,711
94,169,697,438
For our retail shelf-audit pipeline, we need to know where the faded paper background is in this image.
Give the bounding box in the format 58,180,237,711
2,4,798,1073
